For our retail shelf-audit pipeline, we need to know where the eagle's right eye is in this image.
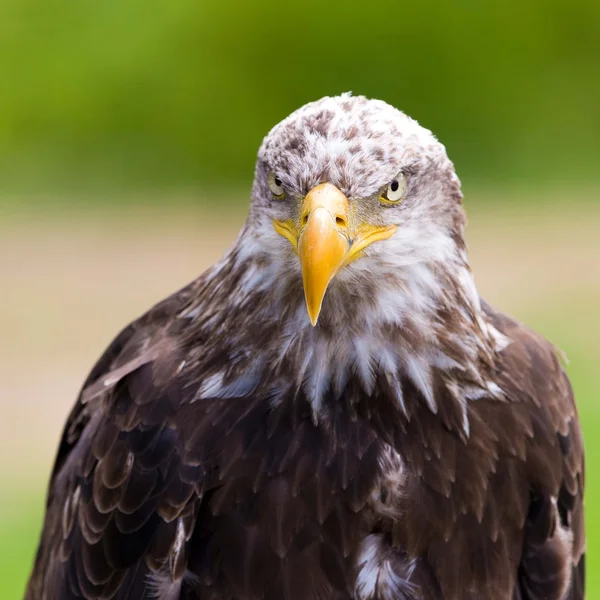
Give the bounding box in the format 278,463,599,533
268,173,285,198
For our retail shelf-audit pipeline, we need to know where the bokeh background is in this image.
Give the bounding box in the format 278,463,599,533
1,0,599,597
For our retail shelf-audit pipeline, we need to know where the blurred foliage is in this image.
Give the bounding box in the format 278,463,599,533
2,2,598,594
1,1,598,594
1,0,599,196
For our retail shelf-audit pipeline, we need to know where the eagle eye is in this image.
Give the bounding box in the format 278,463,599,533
380,172,407,204
268,173,285,198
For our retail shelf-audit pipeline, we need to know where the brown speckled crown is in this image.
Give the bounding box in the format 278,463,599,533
258,94,458,200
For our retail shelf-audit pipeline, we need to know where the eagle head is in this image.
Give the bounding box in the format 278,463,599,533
247,94,467,327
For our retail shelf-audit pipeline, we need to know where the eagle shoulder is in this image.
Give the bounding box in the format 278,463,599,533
483,301,585,600
373,302,585,600
25,282,199,600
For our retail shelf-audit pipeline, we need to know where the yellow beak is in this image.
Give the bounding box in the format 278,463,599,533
273,183,396,326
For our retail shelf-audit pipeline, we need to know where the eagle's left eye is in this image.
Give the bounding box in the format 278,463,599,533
380,173,407,204
268,173,285,198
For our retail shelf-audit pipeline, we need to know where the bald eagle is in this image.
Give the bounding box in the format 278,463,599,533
26,95,584,600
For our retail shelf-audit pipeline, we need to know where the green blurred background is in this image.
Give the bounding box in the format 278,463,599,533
1,0,599,597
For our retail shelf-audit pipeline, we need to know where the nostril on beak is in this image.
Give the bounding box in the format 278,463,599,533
335,215,348,228
301,212,309,228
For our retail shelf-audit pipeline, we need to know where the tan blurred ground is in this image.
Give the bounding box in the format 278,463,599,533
1,196,599,494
